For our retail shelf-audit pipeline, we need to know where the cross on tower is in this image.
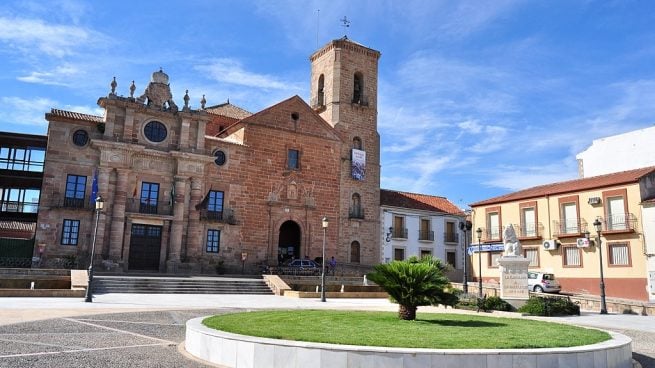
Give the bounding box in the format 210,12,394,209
340,16,350,28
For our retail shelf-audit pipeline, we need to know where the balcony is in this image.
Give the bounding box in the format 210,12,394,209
0,200,39,213
443,232,458,243
601,213,637,233
515,222,543,239
199,208,237,225
552,218,588,237
50,197,91,210
481,226,501,242
419,230,435,241
391,227,408,239
349,207,365,219
126,199,173,216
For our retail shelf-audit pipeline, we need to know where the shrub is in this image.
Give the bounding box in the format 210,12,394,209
479,296,514,312
518,296,580,316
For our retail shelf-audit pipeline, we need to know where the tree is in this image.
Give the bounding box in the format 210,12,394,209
367,256,457,320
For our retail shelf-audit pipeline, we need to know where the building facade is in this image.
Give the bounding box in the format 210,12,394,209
380,190,465,278
470,167,655,302
34,38,381,273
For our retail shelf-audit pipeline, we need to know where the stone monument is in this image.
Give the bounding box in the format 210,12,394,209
497,224,530,307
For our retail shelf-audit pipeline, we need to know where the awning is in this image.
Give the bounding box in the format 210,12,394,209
467,243,504,255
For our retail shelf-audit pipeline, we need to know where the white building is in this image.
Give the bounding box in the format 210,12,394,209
642,200,655,302
380,189,466,278
576,125,655,178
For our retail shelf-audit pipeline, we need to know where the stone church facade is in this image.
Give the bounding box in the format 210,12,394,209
35,38,381,273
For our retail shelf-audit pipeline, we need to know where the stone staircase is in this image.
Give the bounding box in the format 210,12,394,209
92,275,274,295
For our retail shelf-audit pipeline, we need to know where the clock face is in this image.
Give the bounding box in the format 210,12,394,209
214,150,226,166
144,121,167,142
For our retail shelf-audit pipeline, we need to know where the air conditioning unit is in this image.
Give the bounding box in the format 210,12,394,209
543,240,558,250
576,238,590,248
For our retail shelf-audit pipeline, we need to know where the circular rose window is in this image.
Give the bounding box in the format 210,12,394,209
214,150,226,166
144,121,167,142
72,130,89,146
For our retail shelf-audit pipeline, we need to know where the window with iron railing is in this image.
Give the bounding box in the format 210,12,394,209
553,218,587,235
349,206,365,219
604,213,636,232
443,232,458,243
392,227,408,239
418,230,434,241
1,188,39,213
64,175,86,209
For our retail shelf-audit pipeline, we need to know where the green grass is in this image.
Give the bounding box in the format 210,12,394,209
202,310,610,349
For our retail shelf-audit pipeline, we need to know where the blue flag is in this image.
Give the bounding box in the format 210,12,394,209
90,168,98,205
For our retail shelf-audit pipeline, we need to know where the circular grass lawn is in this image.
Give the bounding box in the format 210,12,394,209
202,310,610,349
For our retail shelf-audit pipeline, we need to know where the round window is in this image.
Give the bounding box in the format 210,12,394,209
72,130,89,146
144,121,167,142
214,150,226,166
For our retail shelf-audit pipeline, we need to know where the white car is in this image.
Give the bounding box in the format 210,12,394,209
527,271,561,293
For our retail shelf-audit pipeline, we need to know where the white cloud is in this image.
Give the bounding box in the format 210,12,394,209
0,97,56,126
17,64,80,86
195,59,300,91
0,17,107,58
482,162,579,192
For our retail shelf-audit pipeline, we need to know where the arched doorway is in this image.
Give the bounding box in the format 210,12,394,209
278,220,301,264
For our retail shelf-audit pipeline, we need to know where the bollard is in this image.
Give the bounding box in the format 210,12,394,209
30,281,35,290
341,284,344,293
363,275,368,286
316,285,319,293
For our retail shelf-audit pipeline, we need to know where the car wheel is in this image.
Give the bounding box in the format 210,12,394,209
534,285,544,293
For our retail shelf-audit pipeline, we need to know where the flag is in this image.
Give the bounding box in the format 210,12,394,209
195,191,209,210
90,168,98,205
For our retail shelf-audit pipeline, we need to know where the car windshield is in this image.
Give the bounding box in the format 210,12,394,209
543,274,555,280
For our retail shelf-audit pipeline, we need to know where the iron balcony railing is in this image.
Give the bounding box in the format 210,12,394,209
515,222,543,238
552,218,588,236
418,230,434,241
484,226,501,241
199,208,237,224
349,206,365,219
392,227,408,239
50,197,91,210
602,213,637,232
443,232,458,243
126,199,173,216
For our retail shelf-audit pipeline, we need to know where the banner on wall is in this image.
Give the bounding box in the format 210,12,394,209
351,149,366,180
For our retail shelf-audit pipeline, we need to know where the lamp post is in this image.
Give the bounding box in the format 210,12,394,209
321,216,328,302
476,227,483,298
593,219,608,314
459,220,472,294
85,195,104,303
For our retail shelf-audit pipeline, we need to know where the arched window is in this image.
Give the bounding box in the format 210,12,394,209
350,241,361,263
317,74,325,106
353,72,363,104
350,193,362,219
352,137,362,150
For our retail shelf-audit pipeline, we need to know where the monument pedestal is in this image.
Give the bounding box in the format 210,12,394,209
498,256,530,308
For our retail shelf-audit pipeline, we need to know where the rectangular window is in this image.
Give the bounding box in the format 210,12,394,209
488,252,501,268
207,190,224,219
140,182,160,214
1,188,40,213
562,202,578,234
287,149,300,170
392,216,406,238
487,212,500,240
523,248,539,267
393,248,405,261
61,219,80,245
563,246,582,267
609,243,630,266
0,146,45,172
446,251,456,267
419,218,432,241
607,196,626,231
420,249,432,258
521,207,536,237
445,221,457,242
206,229,221,253
64,174,86,208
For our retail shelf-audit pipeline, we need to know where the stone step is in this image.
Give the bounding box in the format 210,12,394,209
92,276,273,295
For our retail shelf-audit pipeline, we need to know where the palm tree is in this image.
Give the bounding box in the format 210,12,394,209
367,256,457,320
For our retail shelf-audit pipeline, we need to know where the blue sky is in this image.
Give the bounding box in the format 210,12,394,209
1,1,655,208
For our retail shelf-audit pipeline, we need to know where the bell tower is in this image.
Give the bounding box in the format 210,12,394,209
309,37,381,265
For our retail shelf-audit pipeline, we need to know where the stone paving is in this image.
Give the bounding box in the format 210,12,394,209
0,294,653,367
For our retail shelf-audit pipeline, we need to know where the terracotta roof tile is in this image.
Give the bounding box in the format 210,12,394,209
471,166,655,207
48,109,103,123
381,189,463,215
206,102,252,120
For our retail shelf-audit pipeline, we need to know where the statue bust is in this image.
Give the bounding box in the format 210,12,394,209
503,224,522,257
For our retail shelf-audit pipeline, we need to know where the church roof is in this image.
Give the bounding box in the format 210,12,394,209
47,109,103,123
205,102,252,120
381,189,463,215
470,166,655,207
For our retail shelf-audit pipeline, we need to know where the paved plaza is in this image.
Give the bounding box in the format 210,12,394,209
0,294,653,367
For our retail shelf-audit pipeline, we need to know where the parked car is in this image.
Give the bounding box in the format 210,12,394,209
527,271,561,293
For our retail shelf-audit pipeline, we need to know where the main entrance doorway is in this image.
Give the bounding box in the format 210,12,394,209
128,224,162,271
278,220,301,264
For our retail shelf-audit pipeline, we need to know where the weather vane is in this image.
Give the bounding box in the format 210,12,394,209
340,16,350,28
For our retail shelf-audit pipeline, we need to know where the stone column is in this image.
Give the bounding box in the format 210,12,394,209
108,168,129,261
186,177,203,260
122,218,132,272
97,167,111,258
167,176,187,266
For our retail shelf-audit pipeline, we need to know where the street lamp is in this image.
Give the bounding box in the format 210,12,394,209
321,216,328,302
476,227,483,298
593,218,608,314
459,220,472,293
85,195,104,303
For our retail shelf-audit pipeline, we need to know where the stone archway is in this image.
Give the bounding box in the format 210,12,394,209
278,220,301,264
